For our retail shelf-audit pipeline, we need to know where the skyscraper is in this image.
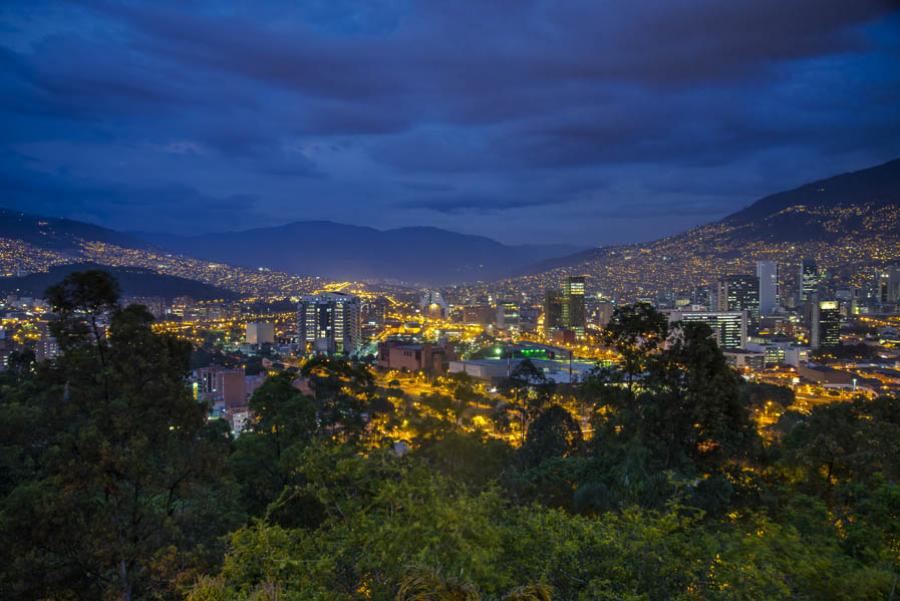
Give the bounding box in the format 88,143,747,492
756,261,778,315
883,266,900,304
545,276,587,339
297,292,361,355
798,259,820,305
544,289,564,337
716,275,759,320
811,300,840,349
563,276,586,338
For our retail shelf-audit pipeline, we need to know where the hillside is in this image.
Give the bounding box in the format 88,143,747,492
137,221,581,285
0,209,146,251
505,158,900,301
0,263,238,301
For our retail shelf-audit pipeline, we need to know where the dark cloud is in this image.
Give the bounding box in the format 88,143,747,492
0,151,268,232
399,194,575,215
0,1,898,244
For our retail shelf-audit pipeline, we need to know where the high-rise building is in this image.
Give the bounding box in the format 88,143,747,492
245,321,275,345
882,266,900,304
563,276,586,338
811,300,840,349
716,275,759,318
297,292,361,355
798,259,820,305
756,261,778,315
667,310,747,349
543,289,564,337
544,276,587,339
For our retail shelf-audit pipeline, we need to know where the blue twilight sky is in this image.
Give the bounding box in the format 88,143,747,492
1,1,899,246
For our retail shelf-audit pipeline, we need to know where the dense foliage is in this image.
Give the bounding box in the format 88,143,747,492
1,273,898,600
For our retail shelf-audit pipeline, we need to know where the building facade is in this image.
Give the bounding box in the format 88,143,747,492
668,310,748,350
756,260,778,315
811,300,840,349
297,292,361,355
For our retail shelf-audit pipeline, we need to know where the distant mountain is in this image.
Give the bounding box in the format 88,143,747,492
725,158,900,227
136,221,583,285
0,263,238,301
0,209,147,252
511,158,900,299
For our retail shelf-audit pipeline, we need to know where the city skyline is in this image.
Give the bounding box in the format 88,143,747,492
2,2,900,245
2,4,900,599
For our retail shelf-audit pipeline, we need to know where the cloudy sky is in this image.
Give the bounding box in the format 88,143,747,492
1,1,899,246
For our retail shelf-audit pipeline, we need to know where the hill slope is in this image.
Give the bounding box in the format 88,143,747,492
508,158,900,301
0,209,147,251
137,221,581,285
0,263,238,300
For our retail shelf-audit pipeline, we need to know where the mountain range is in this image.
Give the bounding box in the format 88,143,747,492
0,208,147,252
507,158,900,299
135,222,582,285
0,158,898,294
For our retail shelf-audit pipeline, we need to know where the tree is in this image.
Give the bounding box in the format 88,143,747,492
497,359,556,443
782,395,900,498
642,321,757,471
520,405,583,468
583,315,758,510
229,373,317,515
0,271,240,600
597,303,668,396
301,355,377,442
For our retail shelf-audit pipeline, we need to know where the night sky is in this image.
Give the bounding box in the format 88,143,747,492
2,1,899,246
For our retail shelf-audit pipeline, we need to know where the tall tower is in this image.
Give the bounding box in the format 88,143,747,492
543,289,564,337
297,292,361,355
798,259,820,305
716,275,759,316
756,261,778,315
563,275,586,339
811,300,840,349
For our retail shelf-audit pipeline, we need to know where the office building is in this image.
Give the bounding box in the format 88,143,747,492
563,276,586,338
810,300,840,349
716,275,759,318
544,289,564,337
880,266,900,304
544,276,586,339
245,321,275,345
756,261,778,315
798,259,820,305
724,349,766,370
667,310,747,349
297,292,361,355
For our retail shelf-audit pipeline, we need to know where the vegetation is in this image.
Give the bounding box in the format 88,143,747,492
1,271,898,600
